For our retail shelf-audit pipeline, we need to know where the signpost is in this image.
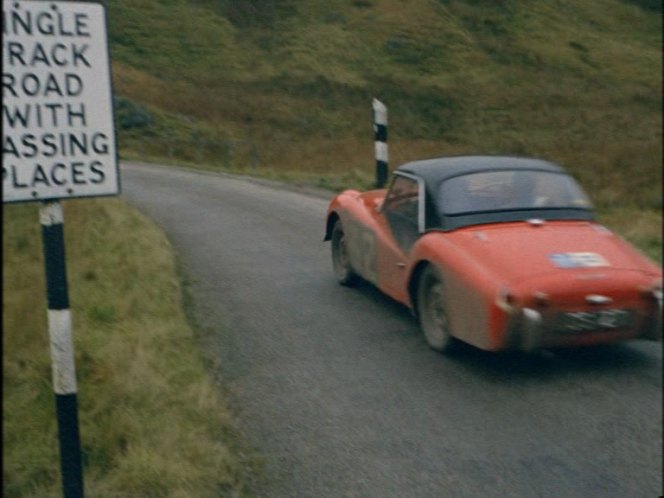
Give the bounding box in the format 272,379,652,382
3,1,118,496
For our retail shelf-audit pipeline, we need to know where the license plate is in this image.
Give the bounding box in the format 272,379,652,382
556,309,633,334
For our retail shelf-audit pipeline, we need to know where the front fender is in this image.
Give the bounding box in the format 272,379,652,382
324,190,385,285
324,190,363,241
324,212,339,241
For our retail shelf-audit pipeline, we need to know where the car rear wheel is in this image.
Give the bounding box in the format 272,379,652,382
331,221,360,286
417,266,456,353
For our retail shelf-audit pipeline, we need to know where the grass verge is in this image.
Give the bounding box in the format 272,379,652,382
3,199,256,497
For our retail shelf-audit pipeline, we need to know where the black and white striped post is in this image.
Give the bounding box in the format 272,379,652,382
373,98,388,188
4,2,119,495
40,200,84,498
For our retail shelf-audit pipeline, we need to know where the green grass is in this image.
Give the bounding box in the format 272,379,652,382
2,200,256,497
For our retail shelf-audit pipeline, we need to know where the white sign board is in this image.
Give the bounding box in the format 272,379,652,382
2,0,119,203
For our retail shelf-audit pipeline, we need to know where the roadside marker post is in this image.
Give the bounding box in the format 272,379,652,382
373,98,388,188
2,1,119,496
40,200,84,498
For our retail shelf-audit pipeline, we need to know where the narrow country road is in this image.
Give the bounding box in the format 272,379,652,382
121,161,662,498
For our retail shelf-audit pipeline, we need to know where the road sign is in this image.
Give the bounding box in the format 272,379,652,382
2,0,119,203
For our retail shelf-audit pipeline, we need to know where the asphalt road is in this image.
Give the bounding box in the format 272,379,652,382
122,162,662,498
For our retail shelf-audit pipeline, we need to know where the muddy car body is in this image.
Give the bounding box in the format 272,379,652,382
324,156,662,352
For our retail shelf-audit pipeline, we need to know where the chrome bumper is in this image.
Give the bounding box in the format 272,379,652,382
508,297,663,351
503,307,543,352
520,308,544,351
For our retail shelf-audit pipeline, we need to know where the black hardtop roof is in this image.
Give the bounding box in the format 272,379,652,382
395,155,565,185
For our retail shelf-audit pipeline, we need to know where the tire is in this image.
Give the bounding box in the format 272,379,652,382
417,266,457,353
331,221,360,286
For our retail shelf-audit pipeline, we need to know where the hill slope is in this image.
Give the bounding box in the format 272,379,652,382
107,0,662,259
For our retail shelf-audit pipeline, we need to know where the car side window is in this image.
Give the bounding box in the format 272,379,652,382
383,175,422,252
384,176,419,225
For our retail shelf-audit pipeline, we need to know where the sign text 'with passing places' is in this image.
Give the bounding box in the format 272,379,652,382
2,0,119,203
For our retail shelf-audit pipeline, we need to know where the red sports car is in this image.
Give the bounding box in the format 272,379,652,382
324,156,662,352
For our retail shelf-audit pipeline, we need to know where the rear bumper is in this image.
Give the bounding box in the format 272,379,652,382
505,308,545,352
506,304,661,352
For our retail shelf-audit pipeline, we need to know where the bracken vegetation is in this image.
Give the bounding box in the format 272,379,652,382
107,0,661,261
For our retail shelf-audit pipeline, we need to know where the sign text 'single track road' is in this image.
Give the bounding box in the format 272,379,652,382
2,0,119,203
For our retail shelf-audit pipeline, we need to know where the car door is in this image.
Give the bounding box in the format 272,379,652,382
375,173,425,304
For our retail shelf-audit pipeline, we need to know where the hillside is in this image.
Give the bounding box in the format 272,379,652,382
2,3,661,494
107,0,662,259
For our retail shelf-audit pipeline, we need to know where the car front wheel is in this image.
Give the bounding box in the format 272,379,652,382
331,221,360,286
417,266,456,353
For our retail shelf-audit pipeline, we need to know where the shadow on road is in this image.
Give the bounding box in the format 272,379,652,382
348,278,660,384
445,340,660,384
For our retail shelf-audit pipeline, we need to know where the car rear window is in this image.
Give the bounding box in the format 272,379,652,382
438,170,592,215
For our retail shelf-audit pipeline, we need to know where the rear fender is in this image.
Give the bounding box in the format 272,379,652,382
407,261,430,315
408,236,505,350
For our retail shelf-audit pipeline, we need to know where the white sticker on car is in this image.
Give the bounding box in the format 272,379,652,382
549,252,609,269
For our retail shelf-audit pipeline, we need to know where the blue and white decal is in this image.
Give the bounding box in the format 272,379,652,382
549,252,609,269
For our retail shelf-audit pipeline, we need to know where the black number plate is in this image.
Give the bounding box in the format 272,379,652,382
556,309,634,334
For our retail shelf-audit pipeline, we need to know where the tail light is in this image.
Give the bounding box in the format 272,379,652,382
533,291,550,307
496,287,516,312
